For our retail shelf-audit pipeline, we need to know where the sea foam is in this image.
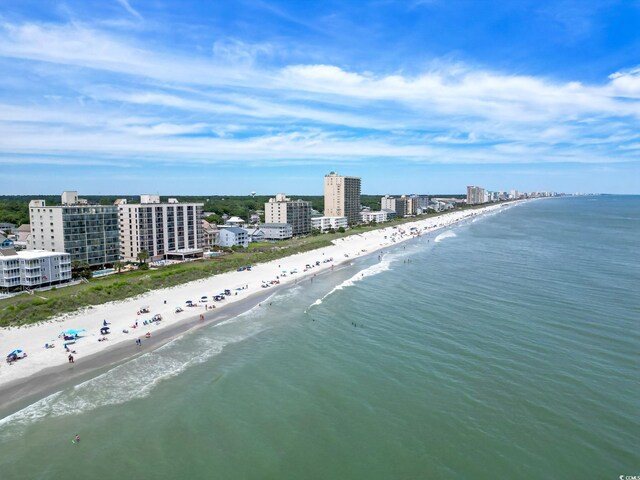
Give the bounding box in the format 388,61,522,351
0,321,270,436
435,230,457,243
309,254,396,308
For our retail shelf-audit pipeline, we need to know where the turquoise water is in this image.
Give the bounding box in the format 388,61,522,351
0,196,638,479
93,268,115,278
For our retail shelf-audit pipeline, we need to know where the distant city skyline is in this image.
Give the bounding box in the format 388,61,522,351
1,1,639,194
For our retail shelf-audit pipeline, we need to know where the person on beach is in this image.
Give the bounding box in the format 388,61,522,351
68,354,74,363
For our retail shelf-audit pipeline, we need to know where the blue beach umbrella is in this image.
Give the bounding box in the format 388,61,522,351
7,349,23,357
61,329,86,336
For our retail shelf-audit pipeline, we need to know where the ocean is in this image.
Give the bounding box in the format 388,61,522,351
1,196,638,479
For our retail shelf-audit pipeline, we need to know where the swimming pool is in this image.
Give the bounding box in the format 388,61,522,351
93,268,115,277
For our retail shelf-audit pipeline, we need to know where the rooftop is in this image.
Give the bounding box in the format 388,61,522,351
0,249,69,259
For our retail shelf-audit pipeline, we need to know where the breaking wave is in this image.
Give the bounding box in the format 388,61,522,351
0,322,268,436
308,255,395,308
434,230,457,243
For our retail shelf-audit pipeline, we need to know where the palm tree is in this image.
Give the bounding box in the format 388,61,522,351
137,250,150,264
114,261,124,273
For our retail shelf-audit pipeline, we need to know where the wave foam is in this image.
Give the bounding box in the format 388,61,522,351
309,256,393,308
435,230,457,243
0,324,268,436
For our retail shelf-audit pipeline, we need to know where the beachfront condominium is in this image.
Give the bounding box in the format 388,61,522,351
360,211,389,224
405,195,429,215
117,195,204,262
466,186,486,205
311,216,348,233
0,249,72,292
264,194,312,236
381,195,408,217
324,172,361,225
29,191,120,267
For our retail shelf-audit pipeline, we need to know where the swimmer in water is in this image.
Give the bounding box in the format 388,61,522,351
74,434,80,443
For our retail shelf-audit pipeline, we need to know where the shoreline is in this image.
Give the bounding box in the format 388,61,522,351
0,202,519,415
0,285,284,415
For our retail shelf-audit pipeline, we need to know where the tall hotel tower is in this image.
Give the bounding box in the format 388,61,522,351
323,172,361,225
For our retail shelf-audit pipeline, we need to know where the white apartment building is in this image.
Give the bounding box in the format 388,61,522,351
259,223,293,240
360,211,388,223
0,249,72,291
117,195,204,262
29,192,120,266
264,194,311,236
312,216,348,233
218,227,249,248
324,172,361,225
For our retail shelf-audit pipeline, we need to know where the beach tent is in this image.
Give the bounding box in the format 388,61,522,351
61,329,86,336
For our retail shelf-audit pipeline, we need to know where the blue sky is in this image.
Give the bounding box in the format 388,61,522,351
1,0,639,195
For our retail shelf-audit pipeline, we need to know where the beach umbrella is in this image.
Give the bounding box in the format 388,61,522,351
7,349,23,357
61,329,86,336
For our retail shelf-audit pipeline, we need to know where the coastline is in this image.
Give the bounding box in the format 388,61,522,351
0,202,518,414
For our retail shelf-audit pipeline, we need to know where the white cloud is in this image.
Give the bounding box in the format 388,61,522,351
0,20,639,170
116,0,143,21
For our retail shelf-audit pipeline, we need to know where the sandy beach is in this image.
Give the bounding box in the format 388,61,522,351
0,203,511,405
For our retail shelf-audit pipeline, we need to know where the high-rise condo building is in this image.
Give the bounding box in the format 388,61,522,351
466,186,486,205
29,191,120,266
264,193,311,236
381,195,408,217
324,172,361,225
117,195,204,262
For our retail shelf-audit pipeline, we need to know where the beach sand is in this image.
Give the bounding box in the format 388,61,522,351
0,203,510,408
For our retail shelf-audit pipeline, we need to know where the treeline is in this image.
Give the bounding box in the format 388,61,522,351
0,194,462,227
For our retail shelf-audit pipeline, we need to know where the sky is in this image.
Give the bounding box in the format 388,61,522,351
1,0,639,195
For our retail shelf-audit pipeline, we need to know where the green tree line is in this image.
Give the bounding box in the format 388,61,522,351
0,194,462,227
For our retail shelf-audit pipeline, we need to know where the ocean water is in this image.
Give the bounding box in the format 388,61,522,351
0,196,638,479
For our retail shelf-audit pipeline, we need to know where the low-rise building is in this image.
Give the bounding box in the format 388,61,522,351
360,211,388,223
224,216,247,228
0,234,15,250
0,249,72,291
259,223,293,240
312,216,348,233
381,209,397,220
0,223,16,234
218,227,249,248
201,220,220,251
246,227,266,243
